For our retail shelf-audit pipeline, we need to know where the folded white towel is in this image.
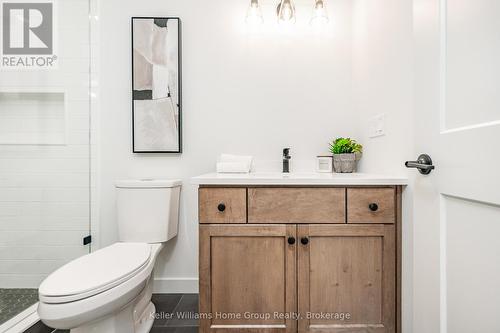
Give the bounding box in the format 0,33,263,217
216,162,250,174
220,154,252,164
217,154,253,173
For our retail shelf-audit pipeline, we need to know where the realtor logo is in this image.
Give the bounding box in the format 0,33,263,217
1,0,57,69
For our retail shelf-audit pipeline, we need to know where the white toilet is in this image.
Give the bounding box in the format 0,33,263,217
38,179,182,333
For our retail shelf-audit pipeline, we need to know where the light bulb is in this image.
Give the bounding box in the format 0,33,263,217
246,0,264,25
277,0,296,24
310,0,329,26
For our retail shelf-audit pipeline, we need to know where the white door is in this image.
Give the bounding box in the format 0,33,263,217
412,0,500,332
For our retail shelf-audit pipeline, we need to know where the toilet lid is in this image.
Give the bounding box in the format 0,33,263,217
39,243,151,301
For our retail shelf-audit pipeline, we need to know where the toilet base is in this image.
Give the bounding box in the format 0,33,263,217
69,273,156,333
135,302,156,333
70,301,155,333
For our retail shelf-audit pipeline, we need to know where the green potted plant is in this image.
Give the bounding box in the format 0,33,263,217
329,137,363,173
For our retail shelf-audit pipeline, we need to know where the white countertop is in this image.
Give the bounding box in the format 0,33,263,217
191,172,408,186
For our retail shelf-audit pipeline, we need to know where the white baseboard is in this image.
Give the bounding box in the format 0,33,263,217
153,277,198,294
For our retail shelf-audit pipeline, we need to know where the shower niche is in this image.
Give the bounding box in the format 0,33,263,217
0,91,66,145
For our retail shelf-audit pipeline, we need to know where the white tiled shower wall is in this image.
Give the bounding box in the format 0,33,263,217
0,0,98,288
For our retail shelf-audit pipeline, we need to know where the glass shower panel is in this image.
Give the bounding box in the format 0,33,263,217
0,0,92,326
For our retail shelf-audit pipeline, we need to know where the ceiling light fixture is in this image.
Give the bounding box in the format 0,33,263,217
245,0,329,28
277,0,296,24
246,0,264,25
310,0,329,26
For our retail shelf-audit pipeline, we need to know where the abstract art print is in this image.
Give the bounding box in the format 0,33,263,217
132,17,181,153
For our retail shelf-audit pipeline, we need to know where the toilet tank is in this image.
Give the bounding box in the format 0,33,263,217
115,179,182,243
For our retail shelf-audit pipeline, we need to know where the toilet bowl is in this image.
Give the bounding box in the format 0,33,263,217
38,179,181,333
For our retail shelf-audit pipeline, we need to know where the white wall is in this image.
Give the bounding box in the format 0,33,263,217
352,0,414,176
99,0,357,292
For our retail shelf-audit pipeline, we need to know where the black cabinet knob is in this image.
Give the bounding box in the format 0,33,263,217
301,237,309,245
288,237,296,245
217,203,226,212
369,203,379,212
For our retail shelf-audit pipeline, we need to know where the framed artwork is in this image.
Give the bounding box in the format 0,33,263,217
132,17,182,153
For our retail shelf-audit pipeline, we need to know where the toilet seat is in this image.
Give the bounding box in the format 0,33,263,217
38,243,164,330
39,243,152,304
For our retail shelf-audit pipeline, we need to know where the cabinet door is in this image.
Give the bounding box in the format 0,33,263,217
298,225,395,333
200,225,297,333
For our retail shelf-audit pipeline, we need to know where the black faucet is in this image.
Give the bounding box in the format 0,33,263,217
283,148,291,173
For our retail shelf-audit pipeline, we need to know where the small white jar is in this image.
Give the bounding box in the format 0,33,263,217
316,155,333,173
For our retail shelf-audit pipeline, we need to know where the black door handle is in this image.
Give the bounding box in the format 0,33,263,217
405,154,435,175
288,237,296,245
217,203,226,212
301,237,309,245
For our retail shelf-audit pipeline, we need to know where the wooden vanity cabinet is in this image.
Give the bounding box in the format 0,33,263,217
198,186,402,333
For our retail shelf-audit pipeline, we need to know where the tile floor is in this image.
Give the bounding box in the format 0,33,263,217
0,289,39,326
23,294,199,333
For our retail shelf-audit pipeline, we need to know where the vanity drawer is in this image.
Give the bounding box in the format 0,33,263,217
199,188,247,224
248,188,346,224
347,188,395,224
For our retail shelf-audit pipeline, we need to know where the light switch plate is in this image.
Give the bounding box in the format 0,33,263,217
368,114,386,138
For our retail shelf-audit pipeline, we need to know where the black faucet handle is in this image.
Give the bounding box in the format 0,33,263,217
283,148,291,158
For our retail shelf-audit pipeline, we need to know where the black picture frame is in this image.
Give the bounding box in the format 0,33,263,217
131,17,182,153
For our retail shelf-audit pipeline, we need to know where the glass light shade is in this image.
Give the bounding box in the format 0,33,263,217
246,0,264,25
310,0,329,26
277,0,296,24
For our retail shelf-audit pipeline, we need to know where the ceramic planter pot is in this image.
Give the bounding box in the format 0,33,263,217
333,153,361,173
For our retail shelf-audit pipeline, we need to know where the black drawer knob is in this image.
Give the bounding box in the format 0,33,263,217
217,203,226,212
288,237,296,245
369,203,379,212
301,237,309,245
